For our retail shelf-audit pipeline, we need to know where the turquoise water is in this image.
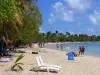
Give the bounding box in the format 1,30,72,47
64,42,100,56
44,42,100,56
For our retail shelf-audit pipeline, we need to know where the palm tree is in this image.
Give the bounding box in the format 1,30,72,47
11,54,24,71
55,31,59,42
66,32,71,37
0,0,42,42
0,0,23,39
46,31,52,42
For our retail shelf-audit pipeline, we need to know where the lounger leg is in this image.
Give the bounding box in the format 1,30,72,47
47,68,49,75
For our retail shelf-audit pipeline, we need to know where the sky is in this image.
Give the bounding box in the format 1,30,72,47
38,0,100,35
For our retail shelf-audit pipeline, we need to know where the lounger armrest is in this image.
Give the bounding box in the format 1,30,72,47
43,63,50,66
40,66,60,71
50,65,61,68
43,63,61,68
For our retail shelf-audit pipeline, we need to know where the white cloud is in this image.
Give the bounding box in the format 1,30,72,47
48,0,92,24
62,11,73,21
40,28,45,33
48,13,56,24
89,11,100,25
53,2,64,12
48,2,74,24
65,0,91,11
53,2,74,22
88,28,94,32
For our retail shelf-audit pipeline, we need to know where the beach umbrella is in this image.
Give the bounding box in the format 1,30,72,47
7,40,13,43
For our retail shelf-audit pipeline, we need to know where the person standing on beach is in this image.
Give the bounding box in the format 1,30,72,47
61,43,63,50
82,46,85,55
42,42,45,48
79,46,82,55
29,43,32,48
38,41,42,48
0,37,3,58
56,43,59,50
0,36,7,56
2,37,8,56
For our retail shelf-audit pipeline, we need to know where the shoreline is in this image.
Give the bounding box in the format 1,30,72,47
44,47,100,57
44,42,100,57
42,47,100,58
45,41,100,44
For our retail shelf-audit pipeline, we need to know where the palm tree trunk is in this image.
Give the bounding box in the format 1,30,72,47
2,22,8,40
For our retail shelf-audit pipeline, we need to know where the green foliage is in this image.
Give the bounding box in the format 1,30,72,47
11,54,24,71
17,0,43,43
39,31,100,42
0,0,17,20
15,54,24,63
0,0,43,44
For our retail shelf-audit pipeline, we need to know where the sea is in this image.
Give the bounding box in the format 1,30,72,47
44,42,100,57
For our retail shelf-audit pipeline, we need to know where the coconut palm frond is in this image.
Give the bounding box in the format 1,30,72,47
11,63,17,70
15,54,24,63
16,62,24,65
16,9,23,25
17,64,24,71
11,54,24,71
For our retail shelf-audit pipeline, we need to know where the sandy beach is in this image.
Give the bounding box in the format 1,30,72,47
0,45,100,75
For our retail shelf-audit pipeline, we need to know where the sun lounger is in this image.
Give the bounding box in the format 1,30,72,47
38,56,61,68
40,66,60,72
36,56,60,72
36,56,42,66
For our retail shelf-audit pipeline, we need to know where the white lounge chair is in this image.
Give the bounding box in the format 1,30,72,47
36,56,60,72
38,56,61,68
36,56,42,66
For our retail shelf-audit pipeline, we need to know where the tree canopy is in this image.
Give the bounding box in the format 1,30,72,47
39,31,100,42
0,0,43,44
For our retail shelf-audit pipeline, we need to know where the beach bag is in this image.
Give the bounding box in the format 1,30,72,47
68,52,74,60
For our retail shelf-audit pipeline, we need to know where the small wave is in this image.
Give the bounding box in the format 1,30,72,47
65,47,71,49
